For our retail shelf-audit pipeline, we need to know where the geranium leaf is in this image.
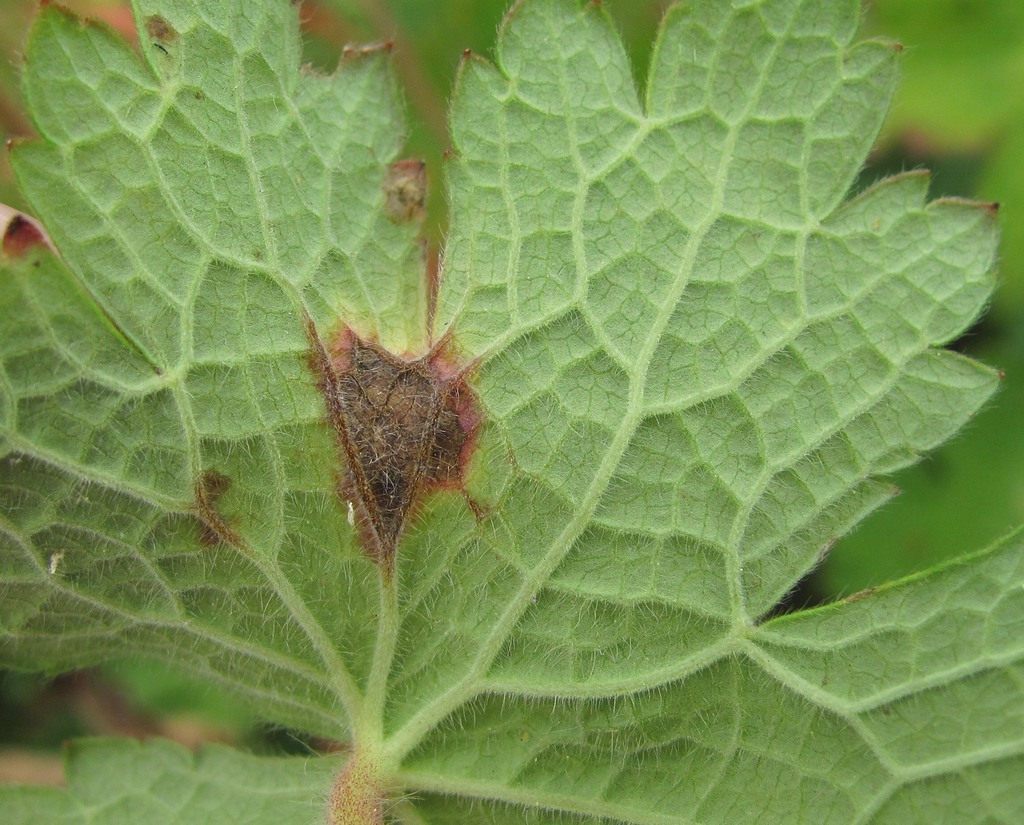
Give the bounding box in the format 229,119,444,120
1,1,1017,822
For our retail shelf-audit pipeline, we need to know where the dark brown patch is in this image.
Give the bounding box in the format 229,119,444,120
145,15,177,42
195,470,242,548
383,160,426,223
304,316,482,573
2,214,47,257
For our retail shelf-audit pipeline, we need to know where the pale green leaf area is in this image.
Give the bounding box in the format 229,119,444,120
0,0,1019,823
1,738,342,823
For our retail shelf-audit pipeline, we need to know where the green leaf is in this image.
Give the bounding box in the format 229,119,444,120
821,330,1024,593
861,0,1024,320
1,738,341,824
395,527,1024,822
1,0,1018,823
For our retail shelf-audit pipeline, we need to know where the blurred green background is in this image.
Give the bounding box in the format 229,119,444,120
1,0,1022,780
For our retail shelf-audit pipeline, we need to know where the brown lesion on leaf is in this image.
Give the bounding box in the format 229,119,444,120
195,469,243,548
383,160,427,223
144,15,177,42
304,314,483,575
144,14,177,57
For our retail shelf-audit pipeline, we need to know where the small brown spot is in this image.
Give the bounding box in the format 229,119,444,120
145,15,177,42
383,160,426,223
195,470,242,548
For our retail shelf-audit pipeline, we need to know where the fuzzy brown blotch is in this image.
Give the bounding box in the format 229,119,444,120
305,316,481,571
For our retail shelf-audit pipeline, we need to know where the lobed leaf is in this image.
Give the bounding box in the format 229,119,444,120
0,0,1018,823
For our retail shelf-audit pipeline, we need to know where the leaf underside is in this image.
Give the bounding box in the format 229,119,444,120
1,0,1019,823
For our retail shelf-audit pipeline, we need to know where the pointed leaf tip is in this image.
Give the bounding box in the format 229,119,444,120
1,206,53,257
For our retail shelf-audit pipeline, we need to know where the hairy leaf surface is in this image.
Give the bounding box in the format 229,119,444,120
0,0,1018,823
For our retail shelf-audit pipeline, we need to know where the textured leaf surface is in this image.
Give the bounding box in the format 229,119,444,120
0,738,341,824
0,0,1018,823
0,0,448,741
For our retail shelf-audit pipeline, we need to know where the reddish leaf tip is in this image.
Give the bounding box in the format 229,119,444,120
3,215,45,257
1,207,54,258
